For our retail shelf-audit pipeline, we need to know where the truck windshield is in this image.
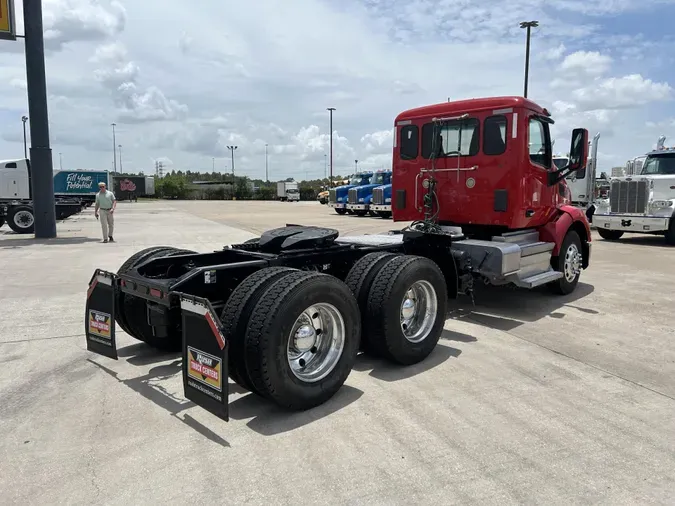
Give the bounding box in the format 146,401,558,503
349,176,362,185
371,173,386,185
287,188,299,193
641,154,675,175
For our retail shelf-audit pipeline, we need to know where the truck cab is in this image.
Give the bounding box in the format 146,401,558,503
390,96,592,294
328,173,373,215
346,170,392,216
0,158,31,200
593,135,675,244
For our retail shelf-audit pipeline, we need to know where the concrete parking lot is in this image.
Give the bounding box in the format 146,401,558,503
1,200,674,505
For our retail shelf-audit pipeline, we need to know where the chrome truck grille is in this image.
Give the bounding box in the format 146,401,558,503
328,189,337,203
610,180,649,214
348,188,358,204
372,188,384,205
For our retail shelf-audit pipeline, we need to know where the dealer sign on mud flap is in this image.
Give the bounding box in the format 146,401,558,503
187,346,222,392
88,310,112,342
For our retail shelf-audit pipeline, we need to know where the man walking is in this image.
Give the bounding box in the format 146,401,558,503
95,182,117,243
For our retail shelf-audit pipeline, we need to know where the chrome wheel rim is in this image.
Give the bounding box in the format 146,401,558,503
15,210,34,229
287,303,345,383
563,243,582,283
400,280,438,343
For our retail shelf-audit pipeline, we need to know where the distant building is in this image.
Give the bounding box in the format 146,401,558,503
611,166,625,177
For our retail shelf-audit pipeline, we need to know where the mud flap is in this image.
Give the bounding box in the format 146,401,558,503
85,269,119,360
178,294,229,422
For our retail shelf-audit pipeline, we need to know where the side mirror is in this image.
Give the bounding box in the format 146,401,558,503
568,128,589,174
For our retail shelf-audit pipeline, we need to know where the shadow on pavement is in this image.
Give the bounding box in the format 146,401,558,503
117,342,180,367
87,358,231,448
450,282,596,332
0,235,101,248
597,235,673,248
228,385,363,436
352,342,462,381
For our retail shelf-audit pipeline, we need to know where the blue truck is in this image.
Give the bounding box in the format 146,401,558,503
369,183,392,218
345,170,392,217
327,173,373,215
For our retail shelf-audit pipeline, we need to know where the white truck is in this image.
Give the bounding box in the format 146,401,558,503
0,158,92,233
277,181,300,202
593,135,675,244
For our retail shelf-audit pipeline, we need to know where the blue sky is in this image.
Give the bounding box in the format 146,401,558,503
1,0,675,179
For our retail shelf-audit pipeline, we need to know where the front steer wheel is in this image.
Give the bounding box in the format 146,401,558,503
7,205,35,234
597,228,623,241
243,271,361,410
365,255,448,365
548,230,583,295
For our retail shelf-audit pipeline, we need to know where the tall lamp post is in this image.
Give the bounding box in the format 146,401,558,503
324,153,327,180
327,107,335,186
519,21,539,98
118,144,123,172
354,159,358,173
265,143,269,182
21,116,29,159
59,152,62,170
227,145,238,178
111,122,117,173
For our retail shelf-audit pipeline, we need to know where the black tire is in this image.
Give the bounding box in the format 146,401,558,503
7,205,35,234
365,255,448,365
117,246,196,350
0,215,5,228
335,208,347,215
548,230,583,295
376,211,392,219
344,252,400,353
597,228,623,241
665,219,675,246
346,209,354,215
354,210,368,217
244,271,361,410
220,267,299,394
368,210,377,217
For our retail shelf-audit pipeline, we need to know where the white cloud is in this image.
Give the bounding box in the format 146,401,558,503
0,0,674,180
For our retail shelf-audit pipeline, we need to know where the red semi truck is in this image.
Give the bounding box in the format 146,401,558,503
85,96,591,421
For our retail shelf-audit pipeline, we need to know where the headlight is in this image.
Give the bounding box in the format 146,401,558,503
359,198,364,203
385,198,391,203
651,200,673,208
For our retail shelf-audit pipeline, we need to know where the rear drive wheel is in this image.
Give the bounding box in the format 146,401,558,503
548,230,583,295
365,255,447,365
8,206,35,234
335,208,347,215
220,267,299,394
597,228,623,241
117,246,197,350
244,271,360,410
344,252,400,353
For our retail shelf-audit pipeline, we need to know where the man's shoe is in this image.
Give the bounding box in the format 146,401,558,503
102,239,108,243
109,236,115,242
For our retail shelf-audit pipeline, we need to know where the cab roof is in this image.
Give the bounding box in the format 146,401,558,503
395,96,548,123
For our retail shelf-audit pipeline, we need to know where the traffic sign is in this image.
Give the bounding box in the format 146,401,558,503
0,0,16,41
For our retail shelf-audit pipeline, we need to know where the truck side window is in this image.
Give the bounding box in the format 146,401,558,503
483,115,507,155
528,118,550,168
400,125,419,160
421,119,479,159
5,162,17,169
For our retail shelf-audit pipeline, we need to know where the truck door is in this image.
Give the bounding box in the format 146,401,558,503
524,115,557,225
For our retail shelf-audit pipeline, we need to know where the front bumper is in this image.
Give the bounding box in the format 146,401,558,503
328,202,346,209
593,214,670,233
346,204,368,211
370,204,391,212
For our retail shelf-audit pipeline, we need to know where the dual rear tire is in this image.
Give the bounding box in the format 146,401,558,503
223,253,448,411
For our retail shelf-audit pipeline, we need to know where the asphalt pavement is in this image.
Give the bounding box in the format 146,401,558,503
1,200,674,505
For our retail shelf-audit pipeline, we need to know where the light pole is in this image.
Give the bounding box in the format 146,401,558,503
21,116,28,159
354,159,358,173
111,122,117,173
212,157,215,171
327,107,335,187
59,152,62,170
265,143,269,182
227,145,238,178
324,153,327,180
118,144,123,172
519,20,539,98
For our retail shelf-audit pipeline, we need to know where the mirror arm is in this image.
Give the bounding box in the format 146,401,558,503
548,164,574,186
